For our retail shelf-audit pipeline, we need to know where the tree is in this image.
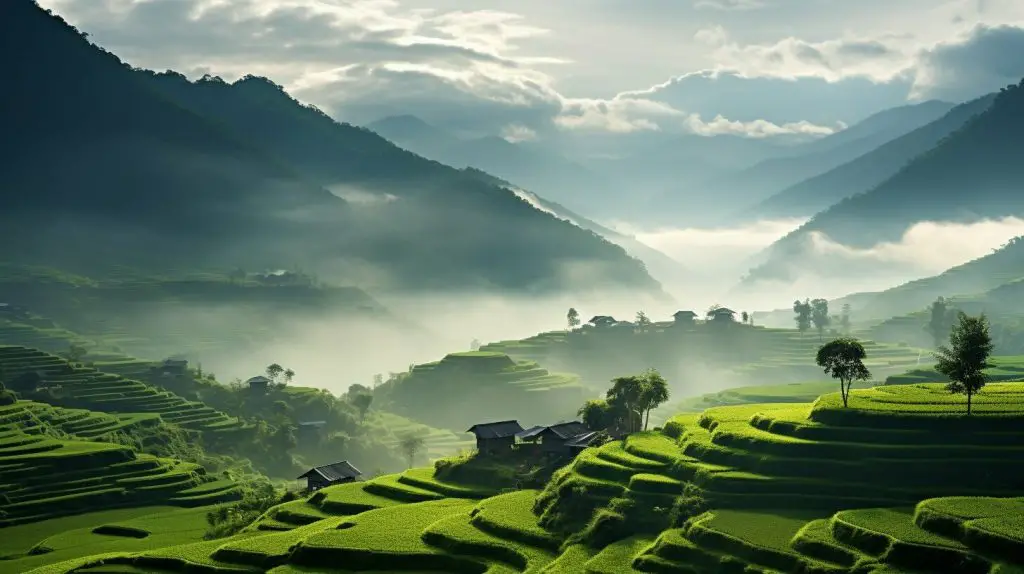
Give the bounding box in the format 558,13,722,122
793,300,812,335
265,364,284,383
66,343,87,364
925,297,957,348
470,338,481,351
635,311,651,333
816,338,872,408
741,311,749,324
577,399,614,431
351,392,373,422
567,308,581,331
637,369,670,431
283,369,295,385
934,313,993,415
371,374,383,388
398,432,425,469
811,299,831,341
606,375,645,434
840,304,852,334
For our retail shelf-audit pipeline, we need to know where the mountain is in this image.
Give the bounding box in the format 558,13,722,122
461,168,688,293
367,116,623,215
1,2,661,296
739,80,1024,287
699,100,955,221
740,94,996,220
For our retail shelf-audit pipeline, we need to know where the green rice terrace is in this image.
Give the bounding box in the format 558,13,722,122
10,382,1023,574
0,346,249,436
479,325,929,391
375,352,587,432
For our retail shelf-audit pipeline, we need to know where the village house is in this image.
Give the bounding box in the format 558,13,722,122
517,421,591,456
296,420,327,443
565,431,601,455
246,375,271,393
709,308,737,323
588,315,617,328
155,358,189,376
672,310,698,326
466,420,524,454
297,460,361,491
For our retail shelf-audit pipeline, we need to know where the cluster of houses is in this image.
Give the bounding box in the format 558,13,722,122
466,419,599,457
581,308,737,333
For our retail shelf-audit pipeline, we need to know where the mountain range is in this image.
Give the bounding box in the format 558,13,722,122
0,1,661,297
739,79,1024,287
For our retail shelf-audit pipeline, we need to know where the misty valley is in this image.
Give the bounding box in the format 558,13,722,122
4,1,1024,573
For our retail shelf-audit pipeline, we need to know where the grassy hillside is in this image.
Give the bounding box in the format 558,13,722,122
375,352,587,432
743,80,1024,286
19,382,1024,573
480,322,927,394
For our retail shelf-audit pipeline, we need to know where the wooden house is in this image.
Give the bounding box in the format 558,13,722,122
297,460,361,491
565,431,601,455
246,376,270,393
156,358,189,376
672,310,697,325
709,308,737,323
516,421,590,455
588,315,617,328
466,420,524,454
296,420,327,443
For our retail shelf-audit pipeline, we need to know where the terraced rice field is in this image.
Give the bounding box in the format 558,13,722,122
383,352,586,432
0,423,239,528
374,412,475,461
0,346,247,435
12,381,1024,573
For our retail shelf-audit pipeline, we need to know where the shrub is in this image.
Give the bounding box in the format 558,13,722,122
0,389,16,406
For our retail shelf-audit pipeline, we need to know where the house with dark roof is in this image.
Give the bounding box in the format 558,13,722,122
155,358,189,376
296,420,327,443
466,420,524,453
709,308,737,323
588,315,617,328
672,310,698,325
297,460,361,491
516,421,591,455
565,431,601,455
246,375,271,393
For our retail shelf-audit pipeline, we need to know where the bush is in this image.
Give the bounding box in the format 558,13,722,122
0,389,16,406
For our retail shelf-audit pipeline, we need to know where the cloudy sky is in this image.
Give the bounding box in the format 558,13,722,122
39,0,1024,140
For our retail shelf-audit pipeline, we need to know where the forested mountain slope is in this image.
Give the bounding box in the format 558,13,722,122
0,1,660,295
742,81,1024,285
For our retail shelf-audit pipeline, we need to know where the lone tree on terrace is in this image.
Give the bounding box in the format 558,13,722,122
398,432,426,469
567,307,581,331
638,368,670,431
816,338,871,408
811,299,831,341
793,299,812,336
934,313,993,416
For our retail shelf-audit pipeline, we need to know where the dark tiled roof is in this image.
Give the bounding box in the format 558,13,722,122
673,310,697,317
515,425,546,441
466,420,524,439
565,431,600,448
547,421,589,440
247,376,270,384
297,460,361,482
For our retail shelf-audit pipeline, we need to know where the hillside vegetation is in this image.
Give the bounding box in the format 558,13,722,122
375,352,587,432
16,382,1024,573
0,1,659,295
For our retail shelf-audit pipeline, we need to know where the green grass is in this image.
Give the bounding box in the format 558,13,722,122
0,505,224,573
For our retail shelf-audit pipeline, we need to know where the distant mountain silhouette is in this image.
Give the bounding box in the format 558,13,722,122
740,80,1024,286
368,116,621,215
0,1,661,295
742,95,996,220
700,100,955,221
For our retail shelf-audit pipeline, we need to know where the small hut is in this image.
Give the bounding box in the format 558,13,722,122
672,310,697,325
297,460,361,491
466,420,524,454
246,376,270,393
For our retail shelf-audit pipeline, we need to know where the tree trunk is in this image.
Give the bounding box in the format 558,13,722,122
644,408,650,432
841,379,849,408
967,390,972,416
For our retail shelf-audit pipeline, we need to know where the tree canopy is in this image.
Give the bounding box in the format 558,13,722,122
934,313,993,415
816,338,871,408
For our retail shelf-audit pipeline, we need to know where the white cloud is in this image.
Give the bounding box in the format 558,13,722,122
500,123,538,142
